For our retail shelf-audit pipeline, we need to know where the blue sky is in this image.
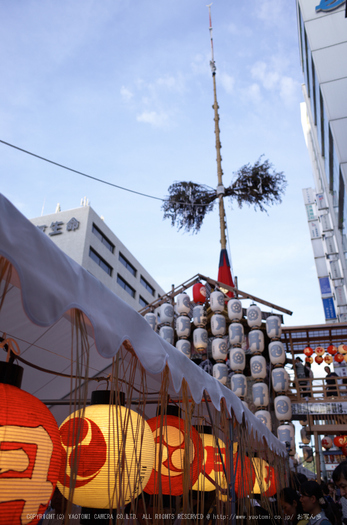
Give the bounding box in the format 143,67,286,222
0,0,324,326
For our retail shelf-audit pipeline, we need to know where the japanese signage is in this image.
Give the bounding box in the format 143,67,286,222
323,296,337,319
292,401,347,415
37,217,80,236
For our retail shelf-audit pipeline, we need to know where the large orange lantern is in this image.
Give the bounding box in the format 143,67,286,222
192,430,227,494
315,356,323,364
303,347,314,357
0,381,62,525
232,453,256,498
335,353,344,363
338,345,347,355
327,345,337,355
333,436,347,448
144,415,203,495
58,392,155,508
251,458,277,497
324,355,333,364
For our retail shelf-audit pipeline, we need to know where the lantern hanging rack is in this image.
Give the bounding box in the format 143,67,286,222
139,273,292,317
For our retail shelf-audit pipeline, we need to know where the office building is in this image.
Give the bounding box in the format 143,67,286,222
297,0,347,322
30,200,165,311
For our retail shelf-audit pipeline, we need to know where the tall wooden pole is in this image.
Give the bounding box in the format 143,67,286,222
208,4,227,251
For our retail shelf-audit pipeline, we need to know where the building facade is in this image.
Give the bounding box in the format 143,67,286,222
297,0,347,322
30,201,165,311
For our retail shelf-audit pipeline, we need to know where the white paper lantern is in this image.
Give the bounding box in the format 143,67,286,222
144,312,157,331
175,293,191,315
228,323,244,346
247,304,262,328
241,400,249,409
229,347,246,372
212,337,228,361
176,339,191,358
210,290,225,313
266,315,282,339
250,355,267,380
271,368,290,393
268,341,286,366
277,423,295,454
227,299,242,321
211,314,226,336
252,382,269,408
255,410,272,432
159,326,174,345
321,436,333,450
248,330,265,354
230,374,247,398
193,328,208,352
274,395,292,422
159,303,174,324
213,363,228,385
303,446,313,462
175,316,191,338
192,305,207,327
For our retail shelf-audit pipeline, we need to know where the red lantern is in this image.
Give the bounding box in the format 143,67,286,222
327,345,337,355
304,347,314,357
252,458,277,497
333,436,347,448
233,454,256,498
0,384,62,525
335,353,344,363
305,357,313,364
321,437,333,450
315,346,325,356
324,355,333,364
315,356,323,364
192,283,207,304
341,444,347,457
144,415,203,495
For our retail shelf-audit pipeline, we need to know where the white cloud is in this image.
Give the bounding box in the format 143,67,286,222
280,76,299,104
219,72,235,94
250,60,299,105
120,86,133,102
254,0,285,25
244,83,262,104
136,111,169,128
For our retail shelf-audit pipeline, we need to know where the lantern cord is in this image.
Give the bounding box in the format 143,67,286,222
203,390,228,480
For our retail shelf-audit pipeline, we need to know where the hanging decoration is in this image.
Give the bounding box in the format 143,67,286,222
58,392,155,508
229,299,246,400
324,355,333,364
144,311,157,331
321,437,333,450
211,305,228,385
192,429,227,493
159,302,175,346
327,345,337,355
144,415,203,496
252,457,277,498
303,346,314,357
175,293,192,358
0,382,62,525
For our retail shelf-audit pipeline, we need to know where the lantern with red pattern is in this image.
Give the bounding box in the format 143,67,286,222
333,436,347,448
321,437,333,450
192,283,207,304
315,346,325,357
342,444,347,457
252,458,277,497
0,379,62,525
315,356,323,364
335,353,344,363
327,345,337,355
324,355,333,364
144,415,203,495
304,347,314,357
305,357,313,364
338,345,347,355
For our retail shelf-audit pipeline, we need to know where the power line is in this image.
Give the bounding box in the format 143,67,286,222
0,139,164,202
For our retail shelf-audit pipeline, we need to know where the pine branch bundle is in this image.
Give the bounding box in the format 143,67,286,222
162,157,287,234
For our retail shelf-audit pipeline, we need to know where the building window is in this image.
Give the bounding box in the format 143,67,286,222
139,296,148,308
89,247,113,276
117,274,135,298
119,253,137,277
92,223,115,253
140,276,155,296
311,57,317,126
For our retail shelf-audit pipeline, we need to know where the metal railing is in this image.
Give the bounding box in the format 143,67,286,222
289,376,347,402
